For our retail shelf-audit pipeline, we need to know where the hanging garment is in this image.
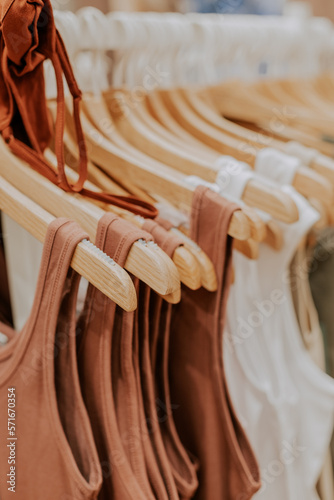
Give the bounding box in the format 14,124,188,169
168,186,261,500
140,218,199,500
77,214,160,500
133,220,181,500
151,218,200,500
290,245,334,500
132,277,175,500
0,218,102,499
224,185,334,500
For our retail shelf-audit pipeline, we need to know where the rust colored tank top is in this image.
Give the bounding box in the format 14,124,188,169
141,219,199,500
168,187,261,500
0,218,102,499
133,279,172,500
77,214,160,499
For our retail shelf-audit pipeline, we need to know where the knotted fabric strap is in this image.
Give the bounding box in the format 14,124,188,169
0,0,157,218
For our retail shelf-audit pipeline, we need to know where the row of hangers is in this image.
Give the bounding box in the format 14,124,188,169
57,10,334,219
208,76,334,156
2,9,334,312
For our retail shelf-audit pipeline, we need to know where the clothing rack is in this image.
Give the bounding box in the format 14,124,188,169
52,8,334,91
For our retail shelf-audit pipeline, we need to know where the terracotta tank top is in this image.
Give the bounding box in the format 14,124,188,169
168,187,261,500
0,218,102,499
77,213,160,499
142,219,199,500
135,291,177,498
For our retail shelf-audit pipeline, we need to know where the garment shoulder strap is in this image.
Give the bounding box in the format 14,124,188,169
97,214,153,267
190,186,238,282
143,219,183,259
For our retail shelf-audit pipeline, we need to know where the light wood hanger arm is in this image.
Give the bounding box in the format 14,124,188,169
118,212,202,290
81,94,266,243
49,147,202,292
207,81,334,156
146,91,218,159
188,86,328,176
65,106,251,241
0,138,180,298
0,175,137,312
53,117,206,290
160,88,333,206
264,220,284,251
185,87,334,192
80,95,256,264
91,91,297,224
234,239,259,260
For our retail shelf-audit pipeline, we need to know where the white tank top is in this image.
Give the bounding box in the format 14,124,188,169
222,154,334,500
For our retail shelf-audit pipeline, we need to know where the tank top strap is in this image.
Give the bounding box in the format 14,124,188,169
78,214,154,352
190,186,239,279
0,218,88,387
97,214,153,267
155,217,174,232
143,219,183,259
30,218,89,340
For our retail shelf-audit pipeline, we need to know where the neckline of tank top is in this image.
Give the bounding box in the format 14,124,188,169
0,219,87,386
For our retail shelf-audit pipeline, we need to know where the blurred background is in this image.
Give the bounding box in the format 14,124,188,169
51,0,334,21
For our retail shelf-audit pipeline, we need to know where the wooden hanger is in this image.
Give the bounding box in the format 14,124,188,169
206,80,311,131
234,239,259,260
183,86,295,152
119,212,202,290
47,147,183,303
79,94,261,270
145,91,218,160
157,88,333,206
0,138,181,302
134,95,306,249
262,83,334,139
63,101,251,241
253,78,334,128
82,92,266,243
57,101,219,288
54,147,202,291
64,145,207,290
135,92,217,163
264,219,284,251
231,115,334,163
135,96,299,241
0,174,138,312
313,73,334,103
274,79,333,118
208,80,334,155
308,198,329,230
96,90,299,224
51,118,204,292
242,81,334,182
133,99,269,242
